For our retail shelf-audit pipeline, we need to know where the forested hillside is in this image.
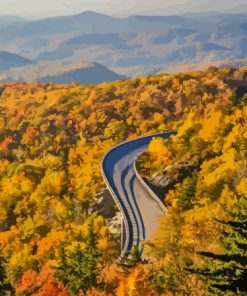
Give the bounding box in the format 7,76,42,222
0,66,246,295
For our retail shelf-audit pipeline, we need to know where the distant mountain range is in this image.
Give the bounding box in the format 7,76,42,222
0,11,247,81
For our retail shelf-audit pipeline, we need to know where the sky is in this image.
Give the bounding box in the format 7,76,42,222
0,0,246,19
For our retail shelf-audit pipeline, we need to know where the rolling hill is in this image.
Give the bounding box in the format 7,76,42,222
0,51,34,71
0,60,125,84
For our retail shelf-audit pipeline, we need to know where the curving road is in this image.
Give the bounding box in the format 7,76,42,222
101,132,175,258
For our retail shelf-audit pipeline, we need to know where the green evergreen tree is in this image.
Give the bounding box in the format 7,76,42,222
127,245,143,267
121,245,143,268
178,170,197,211
55,222,103,295
150,261,180,295
0,257,14,296
188,194,247,295
230,86,247,107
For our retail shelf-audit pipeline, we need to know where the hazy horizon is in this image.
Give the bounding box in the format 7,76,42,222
0,0,246,19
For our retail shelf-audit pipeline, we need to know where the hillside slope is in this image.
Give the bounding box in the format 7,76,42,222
0,67,246,295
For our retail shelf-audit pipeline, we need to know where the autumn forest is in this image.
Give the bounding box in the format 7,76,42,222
0,66,246,295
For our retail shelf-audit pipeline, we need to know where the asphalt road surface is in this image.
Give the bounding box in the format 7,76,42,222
101,131,175,258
